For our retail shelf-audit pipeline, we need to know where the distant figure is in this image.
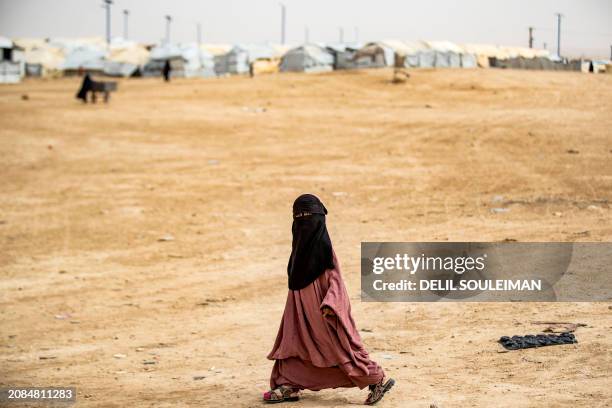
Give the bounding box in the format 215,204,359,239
163,60,171,82
76,73,93,103
249,62,255,78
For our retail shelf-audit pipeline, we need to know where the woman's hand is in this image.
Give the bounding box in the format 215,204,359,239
321,306,335,317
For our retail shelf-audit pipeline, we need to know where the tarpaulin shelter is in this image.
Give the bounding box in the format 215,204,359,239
0,36,25,83
325,42,362,69
279,44,334,73
104,38,150,77
14,38,64,77
354,41,396,68
214,44,281,75
144,43,215,78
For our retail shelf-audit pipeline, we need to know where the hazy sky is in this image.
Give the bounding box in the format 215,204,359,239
1,0,611,57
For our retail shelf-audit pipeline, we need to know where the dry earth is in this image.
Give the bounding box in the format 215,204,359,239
0,68,611,407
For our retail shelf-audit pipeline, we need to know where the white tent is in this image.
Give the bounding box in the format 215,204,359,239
144,43,215,78
0,36,25,83
214,44,281,75
104,38,150,77
424,41,464,68
354,42,396,68
13,38,64,77
326,42,362,69
280,44,334,73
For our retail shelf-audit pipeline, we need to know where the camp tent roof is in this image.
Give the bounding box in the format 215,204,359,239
425,41,464,54
200,44,232,56
0,36,14,49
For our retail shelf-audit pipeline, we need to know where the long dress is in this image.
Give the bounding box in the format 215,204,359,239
267,251,384,390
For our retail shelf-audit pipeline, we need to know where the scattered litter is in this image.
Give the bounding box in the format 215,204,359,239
158,235,175,242
503,238,517,242
54,313,71,320
135,347,145,352
499,332,577,350
193,375,206,381
113,353,127,359
381,354,393,360
361,328,373,333
39,356,57,360
490,207,510,214
143,360,157,365
491,195,504,203
196,302,209,307
531,321,587,333
552,211,563,217
70,320,80,324
566,149,579,154
332,191,347,197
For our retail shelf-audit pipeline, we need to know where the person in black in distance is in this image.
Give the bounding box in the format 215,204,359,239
163,60,171,82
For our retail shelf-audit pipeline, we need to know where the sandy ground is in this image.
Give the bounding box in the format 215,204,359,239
0,68,611,408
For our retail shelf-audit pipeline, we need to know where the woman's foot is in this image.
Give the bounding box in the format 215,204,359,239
263,385,300,403
365,377,395,405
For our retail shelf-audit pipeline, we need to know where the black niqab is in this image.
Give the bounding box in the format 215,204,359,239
287,194,334,290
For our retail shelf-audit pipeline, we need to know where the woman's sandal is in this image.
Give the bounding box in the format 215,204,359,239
364,377,395,405
263,385,300,403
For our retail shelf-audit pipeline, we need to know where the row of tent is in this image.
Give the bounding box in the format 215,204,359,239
2,35,608,83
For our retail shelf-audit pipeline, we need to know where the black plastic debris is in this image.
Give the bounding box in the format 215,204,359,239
499,332,577,350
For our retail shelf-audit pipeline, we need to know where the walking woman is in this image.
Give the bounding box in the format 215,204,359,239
264,194,395,405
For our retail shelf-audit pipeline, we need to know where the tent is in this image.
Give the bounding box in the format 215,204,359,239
214,44,281,75
424,41,465,68
104,38,150,77
279,44,334,73
143,43,215,78
0,36,25,83
325,42,362,69
354,42,395,68
14,38,65,77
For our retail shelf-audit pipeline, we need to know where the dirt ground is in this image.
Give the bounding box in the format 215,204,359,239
0,68,611,407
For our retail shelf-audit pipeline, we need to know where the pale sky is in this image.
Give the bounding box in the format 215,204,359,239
1,0,611,58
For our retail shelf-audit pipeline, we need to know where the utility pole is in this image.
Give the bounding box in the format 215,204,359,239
528,26,534,48
555,12,563,57
103,0,112,45
197,22,202,45
165,15,172,44
304,26,309,43
280,3,286,45
123,9,129,39
338,27,344,43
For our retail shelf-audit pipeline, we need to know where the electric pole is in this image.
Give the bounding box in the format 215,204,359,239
528,26,534,48
339,27,344,43
103,0,112,45
123,9,129,40
165,15,172,44
280,3,286,45
555,13,563,57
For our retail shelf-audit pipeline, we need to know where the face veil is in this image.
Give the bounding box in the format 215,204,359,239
287,194,334,290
